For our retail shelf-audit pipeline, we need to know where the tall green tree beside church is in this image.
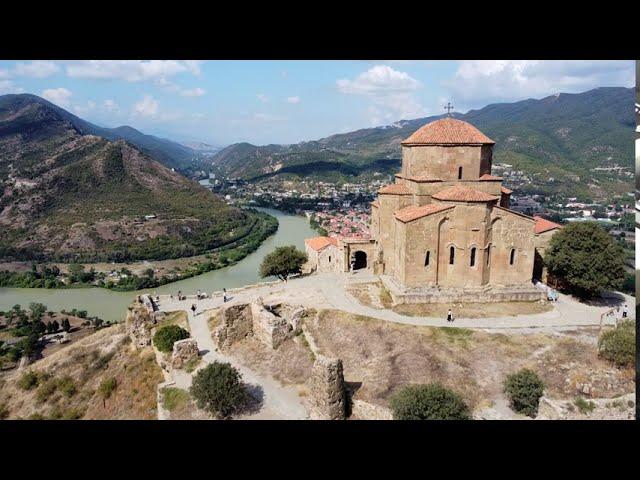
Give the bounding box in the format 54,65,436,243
259,246,307,282
544,222,625,299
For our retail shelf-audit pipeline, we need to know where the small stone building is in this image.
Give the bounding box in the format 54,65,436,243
305,117,561,302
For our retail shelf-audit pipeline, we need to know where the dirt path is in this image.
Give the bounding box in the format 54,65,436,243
159,298,308,420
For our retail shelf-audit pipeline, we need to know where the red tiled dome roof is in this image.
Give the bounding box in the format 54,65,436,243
305,236,338,251
402,117,495,146
479,174,503,181
432,185,499,202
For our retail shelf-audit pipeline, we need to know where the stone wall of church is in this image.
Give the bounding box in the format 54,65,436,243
378,193,412,276
370,204,379,240
401,144,489,180
488,209,536,286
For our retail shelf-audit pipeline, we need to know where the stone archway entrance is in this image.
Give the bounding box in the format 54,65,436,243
353,251,367,270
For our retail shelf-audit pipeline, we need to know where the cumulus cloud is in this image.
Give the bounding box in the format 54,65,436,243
133,95,159,117
337,64,426,125
256,93,269,103
42,88,72,108
446,60,634,109
14,60,60,78
66,60,203,82
103,99,119,112
286,96,300,104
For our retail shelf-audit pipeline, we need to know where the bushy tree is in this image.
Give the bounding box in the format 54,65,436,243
29,303,47,321
153,325,189,353
390,383,471,420
544,222,625,299
61,318,71,332
598,319,635,367
259,245,308,282
190,362,248,419
503,369,545,417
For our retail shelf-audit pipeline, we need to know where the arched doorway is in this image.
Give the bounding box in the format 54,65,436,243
353,251,367,270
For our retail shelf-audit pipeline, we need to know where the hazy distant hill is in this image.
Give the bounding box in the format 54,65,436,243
0,94,195,170
212,87,634,196
0,94,270,262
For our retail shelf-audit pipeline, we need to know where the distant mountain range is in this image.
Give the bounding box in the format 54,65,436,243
0,94,195,171
211,87,634,198
0,94,266,262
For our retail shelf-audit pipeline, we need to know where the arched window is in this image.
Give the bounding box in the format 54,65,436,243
458,166,463,179
424,251,430,267
329,256,331,263
449,246,455,265
486,246,491,266
509,248,516,265
470,247,476,267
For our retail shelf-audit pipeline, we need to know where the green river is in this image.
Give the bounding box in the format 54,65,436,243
0,208,317,323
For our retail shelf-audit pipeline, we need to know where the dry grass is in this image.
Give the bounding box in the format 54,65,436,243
0,324,163,420
393,301,553,318
159,310,190,332
299,309,634,414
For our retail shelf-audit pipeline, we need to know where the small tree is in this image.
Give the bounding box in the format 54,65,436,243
29,302,47,321
503,369,545,417
390,383,471,420
190,362,248,419
153,325,189,353
61,318,71,332
544,222,625,299
259,245,308,282
598,319,635,367
98,377,117,408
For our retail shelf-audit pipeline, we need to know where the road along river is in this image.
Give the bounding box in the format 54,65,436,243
0,208,317,323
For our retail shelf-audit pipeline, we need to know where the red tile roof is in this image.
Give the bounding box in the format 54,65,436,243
533,216,562,234
305,236,338,251
432,185,499,203
394,204,454,223
501,186,513,195
378,183,412,195
402,118,495,146
479,174,503,181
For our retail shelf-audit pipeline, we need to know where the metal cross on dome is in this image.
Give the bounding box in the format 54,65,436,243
444,102,454,116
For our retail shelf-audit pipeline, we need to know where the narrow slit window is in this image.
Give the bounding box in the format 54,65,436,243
329,256,331,263
449,246,455,265
509,248,515,265
458,166,463,179
486,247,491,266
424,251,430,267
470,247,476,267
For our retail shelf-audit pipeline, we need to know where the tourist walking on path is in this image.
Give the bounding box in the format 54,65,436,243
447,309,453,322
191,304,197,316
223,288,227,303
622,304,628,318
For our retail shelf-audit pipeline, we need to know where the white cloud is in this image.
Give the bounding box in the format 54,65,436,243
286,96,300,104
66,60,202,82
446,60,634,109
133,95,159,117
337,64,426,125
256,93,269,103
0,69,10,79
103,99,119,112
42,88,72,108
14,61,60,78
179,87,206,97
253,112,285,122
0,79,24,95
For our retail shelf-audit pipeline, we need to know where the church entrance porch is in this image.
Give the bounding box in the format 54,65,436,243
353,251,368,270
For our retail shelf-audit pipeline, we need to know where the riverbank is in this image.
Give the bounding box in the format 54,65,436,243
0,209,318,323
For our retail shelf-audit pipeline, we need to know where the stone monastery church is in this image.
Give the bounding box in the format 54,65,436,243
305,117,562,303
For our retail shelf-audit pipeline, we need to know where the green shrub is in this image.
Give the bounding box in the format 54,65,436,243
36,378,59,403
57,376,77,398
153,325,189,353
17,370,41,391
390,383,471,420
503,369,545,417
190,362,248,419
574,397,596,414
98,377,117,400
161,387,190,411
598,320,635,367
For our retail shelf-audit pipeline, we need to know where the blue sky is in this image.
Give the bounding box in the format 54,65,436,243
0,60,633,146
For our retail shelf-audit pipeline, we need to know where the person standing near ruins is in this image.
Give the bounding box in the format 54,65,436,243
623,304,628,318
191,304,197,316
447,308,453,322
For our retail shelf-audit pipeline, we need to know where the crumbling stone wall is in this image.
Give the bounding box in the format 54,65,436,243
171,338,199,369
307,355,347,420
212,303,254,349
251,303,293,349
126,303,157,348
